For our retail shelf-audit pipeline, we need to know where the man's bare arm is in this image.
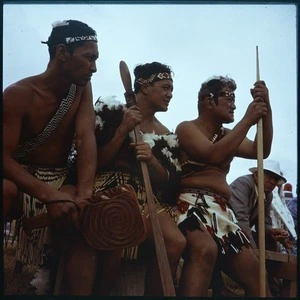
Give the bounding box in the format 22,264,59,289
177,84,270,164
96,105,142,168
176,119,252,166
3,85,56,201
74,82,97,200
3,85,78,221
132,141,169,188
236,80,273,159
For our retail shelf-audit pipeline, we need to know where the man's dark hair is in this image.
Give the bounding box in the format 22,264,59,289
42,20,97,59
133,62,173,93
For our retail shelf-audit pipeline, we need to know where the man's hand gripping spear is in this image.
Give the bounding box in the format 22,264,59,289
119,60,176,296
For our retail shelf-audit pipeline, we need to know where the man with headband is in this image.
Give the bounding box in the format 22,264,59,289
93,62,186,295
174,76,273,296
3,20,98,294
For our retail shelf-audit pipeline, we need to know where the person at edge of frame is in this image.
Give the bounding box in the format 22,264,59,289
3,19,99,295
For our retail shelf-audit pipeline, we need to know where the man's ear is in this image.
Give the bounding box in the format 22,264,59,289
206,96,214,109
253,172,258,183
56,44,70,61
140,82,150,95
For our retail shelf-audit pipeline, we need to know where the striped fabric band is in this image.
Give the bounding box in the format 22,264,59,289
135,72,172,85
14,84,77,160
65,35,97,44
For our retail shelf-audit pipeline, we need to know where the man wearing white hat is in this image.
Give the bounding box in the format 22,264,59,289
228,159,295,296
229,159,292,251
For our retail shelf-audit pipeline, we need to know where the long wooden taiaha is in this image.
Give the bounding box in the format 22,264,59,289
256,45,266,297
119,60,176,296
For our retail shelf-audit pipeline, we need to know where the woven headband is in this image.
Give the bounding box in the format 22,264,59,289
41,20,98,46
65,35,97,44
135,72,172,85
42,35,97,46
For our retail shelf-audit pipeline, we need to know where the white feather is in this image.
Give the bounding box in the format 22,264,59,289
52,20,69,28
30,268,51,295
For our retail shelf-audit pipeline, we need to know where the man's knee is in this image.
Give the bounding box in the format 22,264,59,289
158,213,187,258
166,232,187,257
3,179,18,199
3,179,19,219
188,238,218,265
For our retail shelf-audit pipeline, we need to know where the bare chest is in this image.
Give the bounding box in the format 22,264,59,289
20,93,80,143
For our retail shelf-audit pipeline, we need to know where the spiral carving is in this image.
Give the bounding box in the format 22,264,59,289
79,184,146,250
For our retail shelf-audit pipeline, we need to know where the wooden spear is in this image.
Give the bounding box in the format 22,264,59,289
256,45,266,297
119,61,176,296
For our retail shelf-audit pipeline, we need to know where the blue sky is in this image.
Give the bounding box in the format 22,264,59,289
3,3,297,192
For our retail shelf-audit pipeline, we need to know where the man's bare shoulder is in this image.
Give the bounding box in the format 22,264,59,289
153,117,170,134
3,75,40,102
176,119,197,133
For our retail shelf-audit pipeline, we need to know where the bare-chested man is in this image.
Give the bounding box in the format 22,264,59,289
175,76,273,296
3,20,98,294
93,62,186,296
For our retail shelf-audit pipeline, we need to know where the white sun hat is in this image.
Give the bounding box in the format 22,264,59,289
249,159,287,184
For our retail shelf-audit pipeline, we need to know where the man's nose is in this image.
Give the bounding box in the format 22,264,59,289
91,61,97,73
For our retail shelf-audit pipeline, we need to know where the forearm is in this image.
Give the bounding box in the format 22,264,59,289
265,227,274,236
262,110,273,157
97,125,130,168
265,202,274,229
146,156,169,188
211,119,252,163
4,156,57,203
76,133,97,198
265,220,273,231
252,112,273,157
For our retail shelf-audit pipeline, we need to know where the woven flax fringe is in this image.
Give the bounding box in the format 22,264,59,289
15,167,68,266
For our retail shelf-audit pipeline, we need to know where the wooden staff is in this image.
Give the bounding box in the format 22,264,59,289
256,45,266,297
119,61,176,296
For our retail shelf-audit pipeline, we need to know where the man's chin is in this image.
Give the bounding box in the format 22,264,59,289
76,81,89,87
158,107,168,112
223,118,234,124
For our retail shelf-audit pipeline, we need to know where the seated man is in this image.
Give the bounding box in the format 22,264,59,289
3,20,98,295
93,62,186,296
229,159,293,296
229,159,292,251
175,75,273,297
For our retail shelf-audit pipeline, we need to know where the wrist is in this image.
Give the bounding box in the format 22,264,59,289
147,155,159,167
117,124,131,137
76,188,93,200
147,157,169,181
40,185,58,204
240,118,253,128
265,227,273,235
